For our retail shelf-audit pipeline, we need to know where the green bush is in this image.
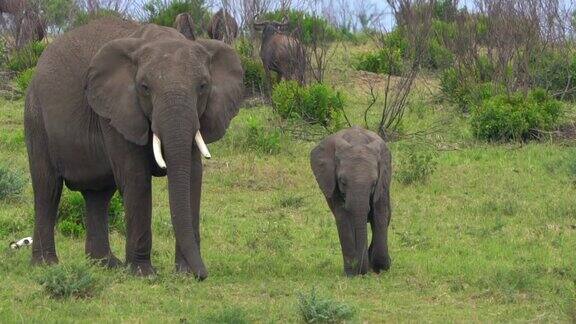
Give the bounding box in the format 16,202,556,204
396,142,438,185
354,47,403,76
72,9,124,28
15,67,36,92
272,81,345,129
241,56,265,95
298,288,355,323
262,10,338,44
58,190,125,237
243,116,282,155
144,0,209,36
440,66,502,112
471,89,564,141
7,41,46,72
0,165,25,200
531,51,576,101
0,38,7,67
37,263,101,299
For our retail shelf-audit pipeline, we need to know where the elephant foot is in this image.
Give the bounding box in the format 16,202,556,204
175,261,208,281
31,252,59,266
90,253,123,269
370,255,391,273
129,262,156,277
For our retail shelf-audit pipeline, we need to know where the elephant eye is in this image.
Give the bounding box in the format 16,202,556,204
140,83,150,95
198,82,208,92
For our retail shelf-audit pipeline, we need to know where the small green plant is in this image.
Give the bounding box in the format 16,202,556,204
0,165,25,200
243,116,282,155
241,56,265,95
531,50,576,101
37,263,101,299
7,41,46,72
272,81,345,129
298,288,356,323
15,67,35,92
396,142,438,185
58,190,125,237
353,47,403,76
470,89,563,141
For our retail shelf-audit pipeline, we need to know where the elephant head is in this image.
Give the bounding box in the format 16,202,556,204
85,18,243,279
310,127,392,276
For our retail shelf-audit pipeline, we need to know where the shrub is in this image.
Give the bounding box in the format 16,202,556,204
531,51,576,101
144,0,209,36
396,142,438,185
243,116,282,155
272,81,345,129
440,68,502,112
470,89,564,141
235,37,254,58
15,67,36,92
7,41,46,72
0,38,7,67
298,288,355,323
241,56,265,95
0,165,25,200
262,10,338,44
37,263,101,299
354,47,403,76
58,190,125,237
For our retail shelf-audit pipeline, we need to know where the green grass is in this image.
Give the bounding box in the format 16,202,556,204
0,44,575,322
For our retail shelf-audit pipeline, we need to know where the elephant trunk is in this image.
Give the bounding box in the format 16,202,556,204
156,105,207,280
345,191,370,276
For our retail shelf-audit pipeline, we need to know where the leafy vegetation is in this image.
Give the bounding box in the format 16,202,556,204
272,81,345,129
354,47,403,76
471,89,564,141
37,263,101,299
395,142,438,185
7,42,46,72
298,288,355,323
15,67,36,92
144,0,209,36
0,164,25,200
262,9,338,44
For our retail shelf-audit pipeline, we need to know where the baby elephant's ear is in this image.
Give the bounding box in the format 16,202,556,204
310,137,338,198
368,140,392,203
175,13,195,40
86,38,149,146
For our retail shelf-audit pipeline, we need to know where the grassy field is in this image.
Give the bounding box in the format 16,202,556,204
1,46,576,322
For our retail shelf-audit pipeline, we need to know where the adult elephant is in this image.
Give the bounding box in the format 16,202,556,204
207,8,238,44
25,16,244,279
0,0,45,48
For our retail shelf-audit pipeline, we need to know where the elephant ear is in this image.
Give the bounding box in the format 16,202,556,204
196,39,244,143
367,140,392,204
310,136,337,198
86,38,149,146
175,13,195,40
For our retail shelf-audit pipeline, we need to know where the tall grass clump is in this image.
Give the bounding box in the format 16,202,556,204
354,47,403,76
15,67,36,92
37,263,101,299
7,41,46,72
0,165,25,200
298,288,356,323
272,81,345,130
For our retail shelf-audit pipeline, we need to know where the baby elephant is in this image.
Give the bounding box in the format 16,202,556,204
310,127,392,276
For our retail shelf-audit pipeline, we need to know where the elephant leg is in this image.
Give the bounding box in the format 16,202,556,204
368,197,391,273
29,162,62,265
175,151,203,273
26,98,62,265
328,199,369,276
82,188,122,268
100,121,154,276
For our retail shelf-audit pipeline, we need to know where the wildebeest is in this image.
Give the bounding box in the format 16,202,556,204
0,0,45,48
207,8,238,44
253,17,306,88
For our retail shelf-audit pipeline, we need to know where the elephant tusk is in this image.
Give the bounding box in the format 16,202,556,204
153,133,167,169
195,131,211,159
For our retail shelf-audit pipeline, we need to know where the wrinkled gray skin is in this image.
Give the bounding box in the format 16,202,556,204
310,127,392,276
24,16,244,279
253,20,306,87
0,0,45,48
207,9,238,44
